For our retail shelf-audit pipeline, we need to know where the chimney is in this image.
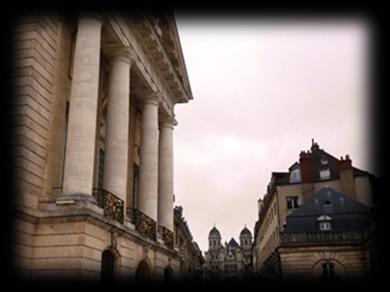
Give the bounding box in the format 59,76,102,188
300,151,313,183
311,138,320,151
339,154,352,170
339,154,355,197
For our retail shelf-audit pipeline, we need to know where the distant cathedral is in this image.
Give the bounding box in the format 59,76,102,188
204,226,253,278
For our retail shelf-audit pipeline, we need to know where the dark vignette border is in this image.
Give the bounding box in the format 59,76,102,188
2,1,386,290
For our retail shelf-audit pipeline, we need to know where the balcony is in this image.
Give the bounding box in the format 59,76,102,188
92,188,124,224
280,228,374,247
128,208,157,241
159,225,174,249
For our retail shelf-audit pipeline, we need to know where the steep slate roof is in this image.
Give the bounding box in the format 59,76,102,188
308,143,369,181
228,238,240,248
271,143,370,186
284,187,371,233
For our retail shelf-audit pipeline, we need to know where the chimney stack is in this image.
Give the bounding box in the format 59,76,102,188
300,150,313,183
339,154,355,197
339,154,352,170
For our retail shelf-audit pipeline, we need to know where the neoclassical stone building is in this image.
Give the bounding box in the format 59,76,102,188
174,206,205,279
9,10,193,282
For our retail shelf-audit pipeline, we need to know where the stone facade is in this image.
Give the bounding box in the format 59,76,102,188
253,141,377,281
174,206,205,280
204,226,253,279
9,11,193,283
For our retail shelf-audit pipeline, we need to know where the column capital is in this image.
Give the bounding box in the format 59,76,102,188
78,13,104,26
142,93,160,107
108,48,133,65
159,115,177,129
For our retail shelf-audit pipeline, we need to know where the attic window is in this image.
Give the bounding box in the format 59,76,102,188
319,221,331,231
317,215,332,231
289,168,302,183
319,169,331,180
320,156,329,165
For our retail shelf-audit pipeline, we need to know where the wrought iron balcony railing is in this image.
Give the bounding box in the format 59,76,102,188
159,225,174,249
92,188,124,224
128,208,157,241
280,229,371,246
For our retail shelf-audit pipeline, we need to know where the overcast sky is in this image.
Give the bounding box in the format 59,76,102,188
173,16,371,253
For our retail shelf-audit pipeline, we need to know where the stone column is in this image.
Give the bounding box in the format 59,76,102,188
138,96,160,220
102,52,132,205
62,14,103,197
158,116,176,231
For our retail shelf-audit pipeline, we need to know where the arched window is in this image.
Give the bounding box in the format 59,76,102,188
101,249,116,283
164,266,173,283
312,259,346,280
136,259,151,282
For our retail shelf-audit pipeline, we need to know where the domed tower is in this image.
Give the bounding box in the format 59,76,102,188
207,226,223,275
239,226,252,249
208,226,222,249
240,226,253,272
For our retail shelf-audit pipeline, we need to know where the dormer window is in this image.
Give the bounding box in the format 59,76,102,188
289,168,302,183
320,155,329,165
317,215,332,231
319,222,331,231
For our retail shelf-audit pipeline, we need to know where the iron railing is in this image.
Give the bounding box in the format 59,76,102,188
128,208,157,241
92,188,124,224
159,225,174,249
280,228,373,246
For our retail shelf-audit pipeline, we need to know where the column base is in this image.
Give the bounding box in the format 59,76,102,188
51,193,102,214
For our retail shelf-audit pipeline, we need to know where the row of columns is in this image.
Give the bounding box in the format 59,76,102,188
61,14,175,231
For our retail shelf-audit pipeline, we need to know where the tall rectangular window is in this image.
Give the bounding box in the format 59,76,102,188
132,164,139,208
98,148,105,189
322,262,335,279
60,101,70,187
286,196,299,209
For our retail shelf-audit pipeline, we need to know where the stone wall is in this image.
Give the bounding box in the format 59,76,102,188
279,246,368,280
13,214,180,281
10,14,61,209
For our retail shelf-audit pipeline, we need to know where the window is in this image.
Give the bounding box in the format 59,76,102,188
324,200,332,206
319,221,331,231
289,168,302,183
286,196,299,209
68,31,76,80
98,148,105,189
60,101,70,187
101,249,116,283
319,169,331,180
321,262,335,279
320,156,329,165
317,215,332,231
132,164,139,208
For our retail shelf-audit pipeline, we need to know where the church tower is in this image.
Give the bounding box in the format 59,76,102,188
240,226,253,272
207,226,223,274
209,226,222,249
